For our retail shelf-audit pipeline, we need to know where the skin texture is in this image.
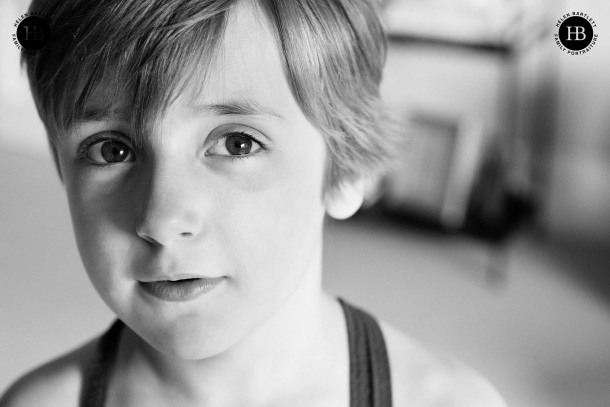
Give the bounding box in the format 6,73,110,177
0,3,507,407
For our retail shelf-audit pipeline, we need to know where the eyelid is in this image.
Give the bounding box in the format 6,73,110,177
78,131,127,152
208,124,266,142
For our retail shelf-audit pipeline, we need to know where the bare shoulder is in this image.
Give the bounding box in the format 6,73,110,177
0,339,98,407
379,321,507,407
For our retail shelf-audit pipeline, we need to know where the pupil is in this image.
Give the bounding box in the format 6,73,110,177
101,140,128,163
226,134,252,155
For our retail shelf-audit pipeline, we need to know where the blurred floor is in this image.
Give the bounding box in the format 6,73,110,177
323,212,610,407
1,146,610,407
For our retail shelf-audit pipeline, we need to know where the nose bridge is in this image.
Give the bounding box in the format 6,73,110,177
135,155,201,246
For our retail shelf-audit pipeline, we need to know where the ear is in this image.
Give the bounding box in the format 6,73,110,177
324,179,366,220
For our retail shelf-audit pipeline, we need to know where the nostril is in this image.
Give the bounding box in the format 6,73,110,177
135,210,199,245
139,233,162,246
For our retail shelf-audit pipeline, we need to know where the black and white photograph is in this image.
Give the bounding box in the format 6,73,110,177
1,0,609,406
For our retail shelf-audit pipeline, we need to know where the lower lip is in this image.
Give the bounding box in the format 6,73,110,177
139,277,225,302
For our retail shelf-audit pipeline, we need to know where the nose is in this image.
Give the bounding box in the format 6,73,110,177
135,160,203,247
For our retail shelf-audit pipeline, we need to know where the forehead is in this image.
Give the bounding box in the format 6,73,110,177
198,3,288,106
83,2,301,128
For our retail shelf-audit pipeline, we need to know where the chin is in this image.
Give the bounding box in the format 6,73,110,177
136,317,242,361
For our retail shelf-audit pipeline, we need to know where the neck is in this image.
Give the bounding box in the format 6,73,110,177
114,262,348,406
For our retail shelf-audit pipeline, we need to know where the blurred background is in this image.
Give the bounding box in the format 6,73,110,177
1,0,609,406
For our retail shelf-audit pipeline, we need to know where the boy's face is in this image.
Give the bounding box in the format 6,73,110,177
56,4,329,358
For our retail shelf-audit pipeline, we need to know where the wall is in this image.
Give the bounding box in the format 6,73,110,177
380,0,610,246
545,0,610,246
0,0,48,156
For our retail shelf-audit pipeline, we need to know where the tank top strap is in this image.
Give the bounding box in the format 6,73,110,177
80,319,124,407
339,298,393,407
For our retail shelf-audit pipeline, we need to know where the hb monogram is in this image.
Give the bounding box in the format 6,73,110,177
565,26,586,41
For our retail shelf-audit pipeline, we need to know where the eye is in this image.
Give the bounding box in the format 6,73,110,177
85,137,135,164
207,131,264,157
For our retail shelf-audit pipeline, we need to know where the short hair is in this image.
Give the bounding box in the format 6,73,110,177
22,0,394,189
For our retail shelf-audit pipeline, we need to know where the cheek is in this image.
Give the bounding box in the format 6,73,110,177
63,168,137,304
66,170,121,249
212,132,327,289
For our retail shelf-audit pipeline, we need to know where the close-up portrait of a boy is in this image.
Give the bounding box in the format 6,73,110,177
0,0,506,406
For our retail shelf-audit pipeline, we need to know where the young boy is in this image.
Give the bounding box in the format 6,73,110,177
1,0,506,406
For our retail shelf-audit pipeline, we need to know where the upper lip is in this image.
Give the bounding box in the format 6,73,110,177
139,274,225,283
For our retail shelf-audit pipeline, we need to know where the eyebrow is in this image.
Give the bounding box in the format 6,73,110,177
75,98,284,126
187,98,285,121
75,107,129,124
